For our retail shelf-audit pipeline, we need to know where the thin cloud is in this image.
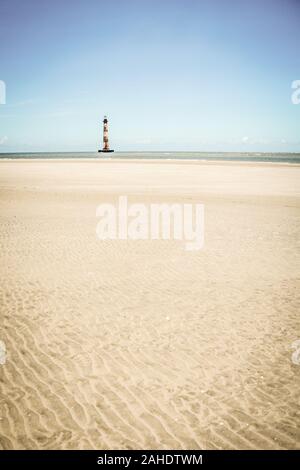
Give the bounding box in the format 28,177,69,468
6,99,36,108
0,136,8,145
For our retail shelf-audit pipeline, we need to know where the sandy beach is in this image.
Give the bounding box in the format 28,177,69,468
0,159,299,450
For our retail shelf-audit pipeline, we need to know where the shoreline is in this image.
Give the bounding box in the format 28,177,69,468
0,157,300,167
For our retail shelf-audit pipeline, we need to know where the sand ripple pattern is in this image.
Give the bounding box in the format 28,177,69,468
0,161,300,449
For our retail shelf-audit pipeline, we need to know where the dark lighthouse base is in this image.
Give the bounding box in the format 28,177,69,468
98,149,114,153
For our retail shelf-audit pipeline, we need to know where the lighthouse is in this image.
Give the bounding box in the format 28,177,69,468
98,116,114,153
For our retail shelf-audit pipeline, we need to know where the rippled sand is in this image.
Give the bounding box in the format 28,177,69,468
0,159,299,449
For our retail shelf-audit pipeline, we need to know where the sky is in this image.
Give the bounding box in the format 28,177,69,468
0,0,299,152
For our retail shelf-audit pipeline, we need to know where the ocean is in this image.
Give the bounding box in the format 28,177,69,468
0,151,300,164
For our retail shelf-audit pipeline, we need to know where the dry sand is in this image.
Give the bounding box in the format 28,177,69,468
0,159,299,449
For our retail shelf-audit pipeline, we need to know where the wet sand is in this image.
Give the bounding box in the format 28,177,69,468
0,159,299,449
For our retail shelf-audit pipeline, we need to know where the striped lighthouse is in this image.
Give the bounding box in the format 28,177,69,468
98,116,114,153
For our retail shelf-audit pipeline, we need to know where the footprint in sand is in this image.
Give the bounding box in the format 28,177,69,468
0,340,6,365
291,339,300,365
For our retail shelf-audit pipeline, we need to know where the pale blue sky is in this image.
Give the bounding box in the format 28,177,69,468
0,0,299,152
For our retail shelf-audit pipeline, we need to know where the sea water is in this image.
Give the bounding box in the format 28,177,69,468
0,151,300,164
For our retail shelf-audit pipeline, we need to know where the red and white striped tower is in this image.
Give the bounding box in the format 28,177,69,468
98,116,114,153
